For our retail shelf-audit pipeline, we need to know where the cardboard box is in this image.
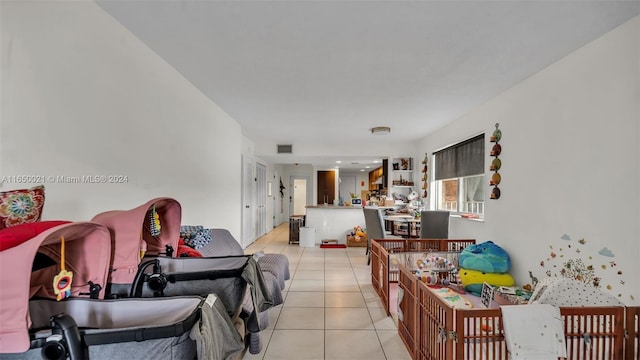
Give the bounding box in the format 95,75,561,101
384,198,396,207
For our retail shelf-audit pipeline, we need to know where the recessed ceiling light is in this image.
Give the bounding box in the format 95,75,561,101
365,166,371,169
360,169,365,172
336,160,342,164
371,126,391,135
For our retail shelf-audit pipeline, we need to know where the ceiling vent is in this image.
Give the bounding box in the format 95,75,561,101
277,144,293,154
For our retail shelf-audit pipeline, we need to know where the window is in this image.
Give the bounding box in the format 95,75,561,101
433,134,485,216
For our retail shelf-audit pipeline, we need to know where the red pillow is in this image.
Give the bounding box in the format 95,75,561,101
0,185,45,230
177,238,203,258
0,220,70,251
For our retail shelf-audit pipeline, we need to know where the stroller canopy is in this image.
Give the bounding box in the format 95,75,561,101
92,197,181,285
0,221,111,353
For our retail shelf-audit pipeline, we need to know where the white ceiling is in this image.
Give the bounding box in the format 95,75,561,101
96,0,639,172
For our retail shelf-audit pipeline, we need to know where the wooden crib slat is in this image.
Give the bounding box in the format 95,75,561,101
625,306,639,360
561,307,624,360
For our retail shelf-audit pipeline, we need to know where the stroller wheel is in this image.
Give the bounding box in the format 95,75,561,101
42,338,66,360
148,272,168,294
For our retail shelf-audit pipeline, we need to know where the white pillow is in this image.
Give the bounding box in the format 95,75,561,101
529,277,624,307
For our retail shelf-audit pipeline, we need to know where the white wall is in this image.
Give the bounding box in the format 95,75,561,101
1,1,243,239
339,175,356,202
354,172,370,198
417,17,640,305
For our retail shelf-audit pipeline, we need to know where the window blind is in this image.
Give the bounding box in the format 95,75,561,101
434,134,485,180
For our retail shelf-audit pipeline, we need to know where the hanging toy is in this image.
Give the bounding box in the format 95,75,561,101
53,236,73,301
149,204,161,237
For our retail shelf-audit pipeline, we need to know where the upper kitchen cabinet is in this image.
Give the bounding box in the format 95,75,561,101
368,166,383,190
368,159,388,191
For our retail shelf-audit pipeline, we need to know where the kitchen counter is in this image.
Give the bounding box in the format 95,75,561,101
305,205,364,209
304,206,366,245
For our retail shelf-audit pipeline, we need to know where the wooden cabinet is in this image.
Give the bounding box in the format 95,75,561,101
317,170,335,204
368,166,384,190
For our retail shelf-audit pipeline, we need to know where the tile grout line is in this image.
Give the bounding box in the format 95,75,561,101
245,225,408,360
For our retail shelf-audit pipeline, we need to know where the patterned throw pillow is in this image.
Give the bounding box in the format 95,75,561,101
0,185,45,230
179,225,212,250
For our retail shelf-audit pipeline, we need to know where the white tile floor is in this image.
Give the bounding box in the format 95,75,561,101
242,224,412,360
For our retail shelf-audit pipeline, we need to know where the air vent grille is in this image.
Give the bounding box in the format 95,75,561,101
277,144,293,154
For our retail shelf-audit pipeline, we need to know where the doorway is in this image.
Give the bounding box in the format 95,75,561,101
290,175,311,217
255,162,267,238
293,179,307,216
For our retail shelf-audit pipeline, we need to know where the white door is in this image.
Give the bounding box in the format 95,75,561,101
293,179,307,216
290,175,311,217
241,155,255,248
256,163,267,238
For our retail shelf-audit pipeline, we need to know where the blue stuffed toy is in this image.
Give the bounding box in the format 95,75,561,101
459,240,511,274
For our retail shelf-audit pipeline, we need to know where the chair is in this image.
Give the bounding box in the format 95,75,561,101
419,210,450,239
363,208,402,265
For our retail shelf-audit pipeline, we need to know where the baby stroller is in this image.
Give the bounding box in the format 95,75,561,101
0,221,243,360
91,198,274,347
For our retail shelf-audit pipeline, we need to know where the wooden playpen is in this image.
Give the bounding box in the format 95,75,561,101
397,263,640,360
370,238,476,315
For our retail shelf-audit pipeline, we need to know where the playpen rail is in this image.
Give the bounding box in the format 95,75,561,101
626,306,639,360
406,279,631,360
371,239,475,315
398,264,418,358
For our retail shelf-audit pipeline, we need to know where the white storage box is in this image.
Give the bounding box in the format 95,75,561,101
299,227,316,247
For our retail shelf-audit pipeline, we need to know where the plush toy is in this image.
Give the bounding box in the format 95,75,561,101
177,238,203,257
350,226,367,241
459,268,515,296
459,241,511,274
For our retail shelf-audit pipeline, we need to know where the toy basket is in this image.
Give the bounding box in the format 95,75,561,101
347,235,367,247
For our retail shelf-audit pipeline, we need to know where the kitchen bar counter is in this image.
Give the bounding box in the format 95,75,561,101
305,205,364,209
304,206,366,245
